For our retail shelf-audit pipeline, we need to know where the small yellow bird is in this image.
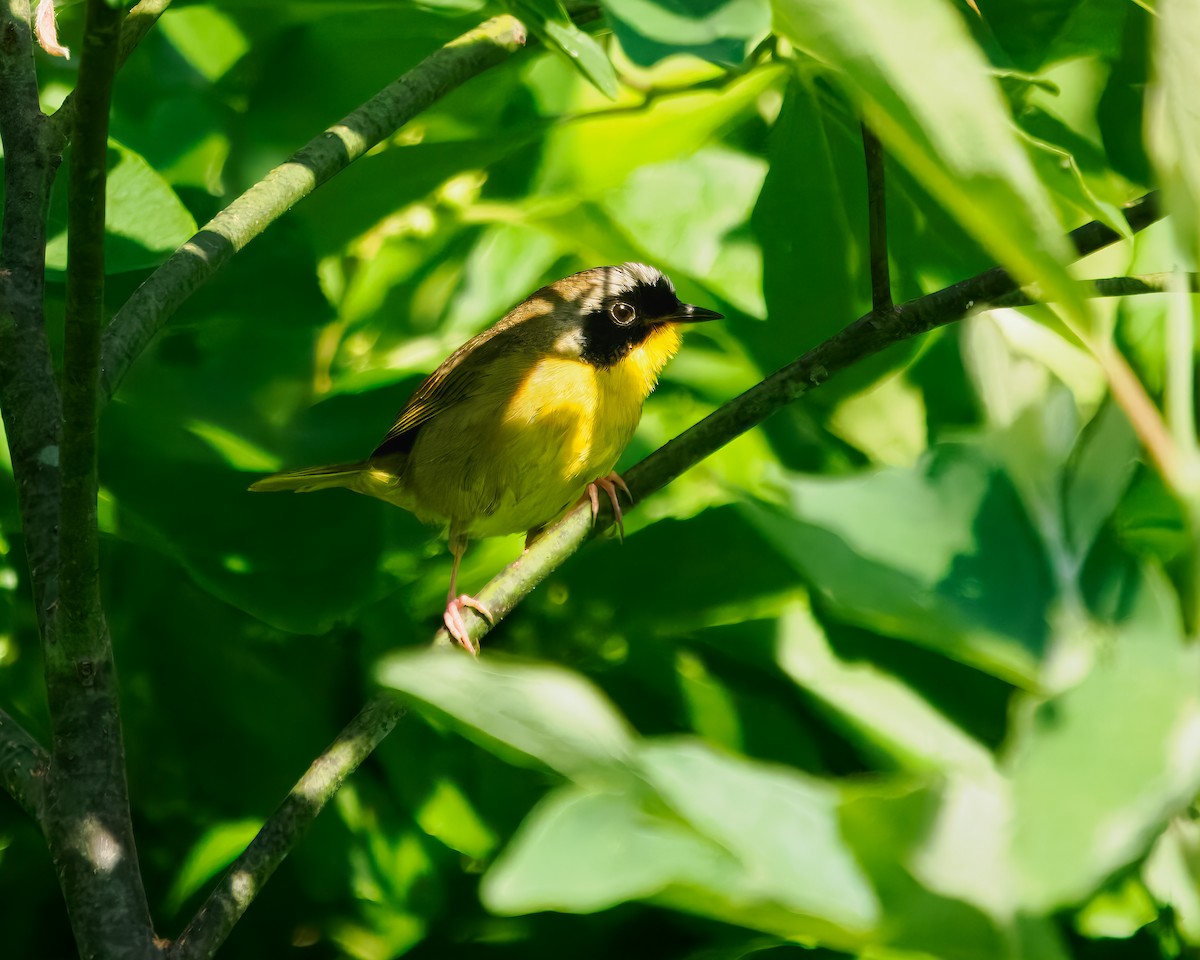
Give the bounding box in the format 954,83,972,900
251,263,720,651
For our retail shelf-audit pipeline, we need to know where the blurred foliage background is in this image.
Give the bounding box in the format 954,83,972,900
2,0,1199,958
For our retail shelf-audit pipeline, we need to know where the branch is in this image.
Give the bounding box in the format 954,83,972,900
435,193,1166,649
44,1,161,956
98,14,528,404
0,0,63,632
0,706,48,825
169,695,406,960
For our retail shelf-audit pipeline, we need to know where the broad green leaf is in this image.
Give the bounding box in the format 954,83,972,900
640,740,879,936
752,76,859,355
743,444,1052,684
1009,568,1200,910
601,0,771,67
376,650,635,779
771,0,1088,324
483,785,733,913
45,139,197,274
486,744,881,948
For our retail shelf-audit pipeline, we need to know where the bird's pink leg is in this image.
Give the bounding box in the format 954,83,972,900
443,533,494,655
580,471,632,541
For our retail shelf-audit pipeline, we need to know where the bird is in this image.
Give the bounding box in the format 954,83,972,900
250,262,721,653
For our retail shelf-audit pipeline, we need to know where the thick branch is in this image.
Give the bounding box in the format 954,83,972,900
98,14,528,404
0,706,49,825
170,695,406,960
43,1,161,956
0,0,63,631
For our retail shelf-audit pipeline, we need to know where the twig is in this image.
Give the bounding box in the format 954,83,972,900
98,14,528,405
0,706,48,826
862,122,891,314
169,695,406,960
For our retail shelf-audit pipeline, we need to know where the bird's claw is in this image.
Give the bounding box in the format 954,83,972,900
583,471,632,542
443,594,494,656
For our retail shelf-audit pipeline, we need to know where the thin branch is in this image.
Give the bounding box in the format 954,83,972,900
434,193,1166,650
862,122,891,314
990,271,1198,306
45,0,173,148
98,14,528,405
0,706,49,826
169,696,406,960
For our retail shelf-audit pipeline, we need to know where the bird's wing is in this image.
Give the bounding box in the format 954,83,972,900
371,314,530,458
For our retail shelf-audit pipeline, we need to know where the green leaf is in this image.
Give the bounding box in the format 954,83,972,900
640,739,880,937
508,0,618,97
376,650,636,779
45,139,198,274
771,0,1088,325
1008,568,1200,910
483,785,733,914
742,444,1052,684
752,77,860,355
601,0,771,67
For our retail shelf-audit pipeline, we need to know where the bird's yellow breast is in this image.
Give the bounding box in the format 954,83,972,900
400,324,682,537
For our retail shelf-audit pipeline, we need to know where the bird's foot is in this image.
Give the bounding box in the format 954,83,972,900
443,594,495,655
582,472,632,542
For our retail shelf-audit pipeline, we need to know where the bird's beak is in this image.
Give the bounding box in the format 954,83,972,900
660,302,723,324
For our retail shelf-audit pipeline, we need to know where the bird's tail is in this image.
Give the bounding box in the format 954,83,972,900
249,461,368,494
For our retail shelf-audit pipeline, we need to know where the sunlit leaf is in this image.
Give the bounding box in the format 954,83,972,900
376,651,636,779
1008,568,1200,910
45,139,198,274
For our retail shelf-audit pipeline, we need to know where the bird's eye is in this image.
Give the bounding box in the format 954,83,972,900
610,301,636,325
